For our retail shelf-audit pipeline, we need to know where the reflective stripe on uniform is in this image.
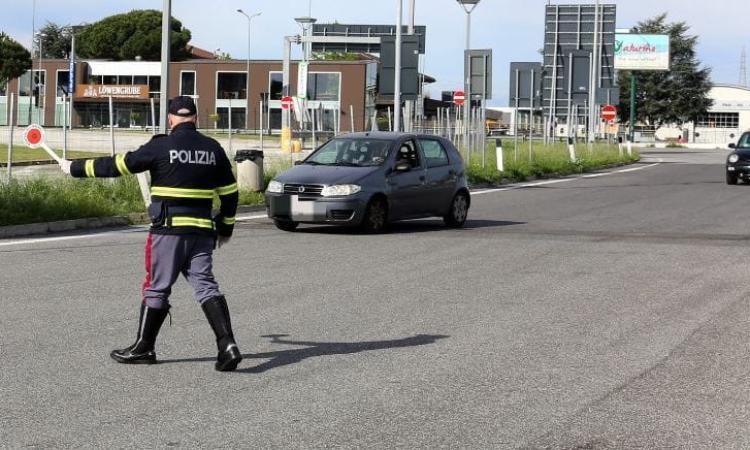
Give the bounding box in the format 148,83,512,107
170,216,215,229
150,186,215,199
216,183,238,196
115,154,132,176
84,160,95,178
222,216,236,225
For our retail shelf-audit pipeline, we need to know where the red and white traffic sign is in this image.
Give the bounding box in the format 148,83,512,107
23,124,45,148
281,96,294,110
601,104,617,122
22,124,63,164
453,90,466,106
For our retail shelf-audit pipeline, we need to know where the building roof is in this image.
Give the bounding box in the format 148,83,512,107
713,83,750,92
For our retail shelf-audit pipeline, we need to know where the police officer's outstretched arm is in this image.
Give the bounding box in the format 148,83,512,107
214,150,239,247
67,137,163,178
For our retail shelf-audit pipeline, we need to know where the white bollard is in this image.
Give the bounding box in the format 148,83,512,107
627,139,633,157
618,136,624,157
495,138,504,172
568,137,577,162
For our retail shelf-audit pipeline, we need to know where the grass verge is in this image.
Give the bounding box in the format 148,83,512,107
465,142,639,185
1,147,103,164
0,176,144,227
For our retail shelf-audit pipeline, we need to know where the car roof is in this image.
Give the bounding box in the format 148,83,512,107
336,132,445,141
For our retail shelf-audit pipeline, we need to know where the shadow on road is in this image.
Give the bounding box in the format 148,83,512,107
159,334,449,373
295,219,524,235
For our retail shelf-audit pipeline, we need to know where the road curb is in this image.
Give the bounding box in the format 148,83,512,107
0,206,266,240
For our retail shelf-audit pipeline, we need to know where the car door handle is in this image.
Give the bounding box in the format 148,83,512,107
419,176,426,182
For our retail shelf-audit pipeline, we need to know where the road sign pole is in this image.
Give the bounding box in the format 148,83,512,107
629,73,637,143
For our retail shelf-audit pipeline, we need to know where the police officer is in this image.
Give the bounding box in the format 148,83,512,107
61,96,242,372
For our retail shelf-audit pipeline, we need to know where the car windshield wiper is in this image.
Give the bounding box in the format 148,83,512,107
303,160,326,165
331,161,362,167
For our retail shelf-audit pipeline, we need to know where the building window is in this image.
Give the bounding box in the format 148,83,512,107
148,76,161,94
307,73,340,101
103,75,117,85
697,112,740,129
217,72,247,99
18,70,45,97
216,107,246,129
181,71,196,96
269,72,283,100
118,75,133,85
56,70,70,96
1,82,7,96
134,76,147,85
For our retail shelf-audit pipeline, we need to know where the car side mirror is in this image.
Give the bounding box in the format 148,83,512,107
729,143,736,149
395,161,411,172
294,160,303,165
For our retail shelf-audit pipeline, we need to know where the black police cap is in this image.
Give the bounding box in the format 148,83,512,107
168,96,197,117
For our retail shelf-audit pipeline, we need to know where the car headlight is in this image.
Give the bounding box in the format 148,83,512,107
729,154,739,164
266,180,283,193
321,184,362,197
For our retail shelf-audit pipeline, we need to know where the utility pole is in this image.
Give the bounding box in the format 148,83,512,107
457,0,481,152
159,0,171,134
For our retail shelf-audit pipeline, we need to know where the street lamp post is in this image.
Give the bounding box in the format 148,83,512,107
237,9,261,131
457,0,481,154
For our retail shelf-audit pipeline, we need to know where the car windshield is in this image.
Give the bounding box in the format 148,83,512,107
304,138,392,167
738,133,750,148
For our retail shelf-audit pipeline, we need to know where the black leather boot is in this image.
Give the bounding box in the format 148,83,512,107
201,296,242,372
110,304,169,364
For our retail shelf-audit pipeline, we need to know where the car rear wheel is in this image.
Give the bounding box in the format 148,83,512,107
361,198,388,234
727,173,739,185
444,192,469,228
274,219,299,232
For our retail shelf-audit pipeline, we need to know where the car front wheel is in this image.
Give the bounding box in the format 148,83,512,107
727,173,739,185
444,192,469,228
274,219,299,232
361,198,388,233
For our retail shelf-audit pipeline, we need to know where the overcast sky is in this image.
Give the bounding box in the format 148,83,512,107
3,0,748,105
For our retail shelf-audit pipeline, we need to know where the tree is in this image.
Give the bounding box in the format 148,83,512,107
38,22,72,59
618,14,712,127
77,10,191,61
0,32,31,86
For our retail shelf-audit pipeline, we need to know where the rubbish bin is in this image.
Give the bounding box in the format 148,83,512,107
234,149,264,192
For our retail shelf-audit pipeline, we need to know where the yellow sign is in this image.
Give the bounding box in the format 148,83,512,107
76,84,150,99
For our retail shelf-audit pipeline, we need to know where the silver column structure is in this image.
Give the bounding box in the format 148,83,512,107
394,0,403,132
159,0,171,134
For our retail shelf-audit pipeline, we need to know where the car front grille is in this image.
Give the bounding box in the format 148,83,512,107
283,184,324,197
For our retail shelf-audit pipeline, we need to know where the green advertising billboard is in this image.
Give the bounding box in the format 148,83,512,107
614,34,670,71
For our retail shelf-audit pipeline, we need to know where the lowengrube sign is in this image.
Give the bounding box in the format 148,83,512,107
614,34,671,71
75,84,150,99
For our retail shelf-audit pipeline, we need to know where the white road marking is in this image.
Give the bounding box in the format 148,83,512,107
471,161,662,196
0,162,660,248
236,213,268,222
0,226,148,248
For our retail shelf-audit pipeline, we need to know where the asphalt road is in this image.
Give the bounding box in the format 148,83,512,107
2,148,750,449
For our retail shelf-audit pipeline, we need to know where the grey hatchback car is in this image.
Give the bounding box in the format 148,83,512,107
265,132,470,232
